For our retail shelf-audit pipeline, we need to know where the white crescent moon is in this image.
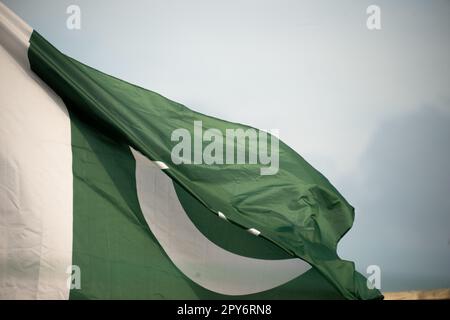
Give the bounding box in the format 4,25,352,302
131,147,311,296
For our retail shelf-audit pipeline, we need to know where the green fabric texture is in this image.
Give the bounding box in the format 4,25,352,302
28,30,382,300
68,110,345,299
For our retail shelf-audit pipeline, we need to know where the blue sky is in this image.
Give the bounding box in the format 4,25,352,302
4,0,449,291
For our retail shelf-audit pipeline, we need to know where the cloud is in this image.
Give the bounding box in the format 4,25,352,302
339,106,450,291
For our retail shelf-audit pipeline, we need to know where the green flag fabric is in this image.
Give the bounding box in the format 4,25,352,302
0,3,382,300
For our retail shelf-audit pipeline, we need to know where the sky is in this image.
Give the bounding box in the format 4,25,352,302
3,0,449,291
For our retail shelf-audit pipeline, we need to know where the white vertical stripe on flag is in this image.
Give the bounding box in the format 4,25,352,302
0,3,73,300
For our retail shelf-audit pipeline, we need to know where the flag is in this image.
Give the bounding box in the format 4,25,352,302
0,3,382,300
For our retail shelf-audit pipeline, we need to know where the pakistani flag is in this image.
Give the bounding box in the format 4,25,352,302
0,3,382,300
